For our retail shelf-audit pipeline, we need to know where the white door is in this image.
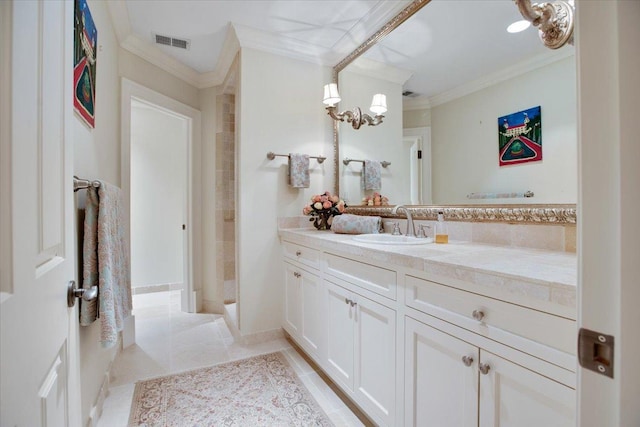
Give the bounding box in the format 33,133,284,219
300,269,321,354
479,350,575,427
403,136,422,205
325,280,355,391
283,262,302,336
0,1,80,426
353,294,396,425
404,317,478,427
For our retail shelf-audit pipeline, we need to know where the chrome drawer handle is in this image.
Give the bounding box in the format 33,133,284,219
461,355,474,367
479,363,491,375
295,250,302,256
472,310,485,321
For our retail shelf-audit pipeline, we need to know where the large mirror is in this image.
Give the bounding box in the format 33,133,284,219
335,0,577,208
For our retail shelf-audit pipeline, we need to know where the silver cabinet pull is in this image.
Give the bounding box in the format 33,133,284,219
67,280,98,308
293,272,301,278
345,298,350,305
350,300,357,307
295,250,302,256
472,309,485,321
479,363,491,375
461,355,474,367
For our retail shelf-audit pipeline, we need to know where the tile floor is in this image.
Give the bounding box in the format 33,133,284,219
98,291,365,427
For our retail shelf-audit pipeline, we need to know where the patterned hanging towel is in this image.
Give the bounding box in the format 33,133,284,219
80,182,132,348
288,153,310,188
363,160,382,190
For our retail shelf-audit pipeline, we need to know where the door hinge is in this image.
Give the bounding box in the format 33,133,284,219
417,150,422,159
578,328,614,378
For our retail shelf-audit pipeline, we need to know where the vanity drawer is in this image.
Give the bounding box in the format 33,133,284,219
325,253,396,300
282,241,320,270
405,275,575,355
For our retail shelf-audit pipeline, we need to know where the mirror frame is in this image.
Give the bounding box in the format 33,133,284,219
332,0,576,225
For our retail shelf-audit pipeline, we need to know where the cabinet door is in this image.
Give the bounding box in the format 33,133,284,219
354,295,397,426
301,270,321,354
405,317,479,427
326,281,355,391
479,350,575,427
283,263,302,337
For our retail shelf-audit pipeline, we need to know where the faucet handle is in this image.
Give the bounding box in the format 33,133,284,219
391,222,402,236
417,224,431,238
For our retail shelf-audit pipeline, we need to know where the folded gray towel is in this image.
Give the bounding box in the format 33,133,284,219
331,214,382,234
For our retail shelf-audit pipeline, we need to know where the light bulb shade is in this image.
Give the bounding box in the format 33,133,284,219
370,93,387,115
323,83,341,106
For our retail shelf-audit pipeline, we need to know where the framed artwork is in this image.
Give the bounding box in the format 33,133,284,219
498,106,542,166
74,0,97,128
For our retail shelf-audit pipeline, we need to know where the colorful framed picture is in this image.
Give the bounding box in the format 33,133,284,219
73,0,97,128
498,106,542,167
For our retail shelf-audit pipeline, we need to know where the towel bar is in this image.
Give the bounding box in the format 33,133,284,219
466,190,534,199
74,175,101,192
266,152,326,164
343,158,391,168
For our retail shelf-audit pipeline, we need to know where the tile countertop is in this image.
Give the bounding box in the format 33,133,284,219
279,228,577,318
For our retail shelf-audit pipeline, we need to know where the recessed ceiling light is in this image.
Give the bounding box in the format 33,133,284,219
507,20,531,33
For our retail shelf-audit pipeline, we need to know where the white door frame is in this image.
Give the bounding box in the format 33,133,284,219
121,78,201,313
576,1,640,425
404,127,431,204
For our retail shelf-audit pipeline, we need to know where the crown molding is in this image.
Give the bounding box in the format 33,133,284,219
342,56,412,85
120,34,203,87
428,48,575,107
403,96,431,111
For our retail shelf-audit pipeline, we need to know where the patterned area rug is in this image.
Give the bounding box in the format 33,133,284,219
128,351,334,426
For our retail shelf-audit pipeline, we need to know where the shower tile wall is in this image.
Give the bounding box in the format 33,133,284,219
216,93,236,303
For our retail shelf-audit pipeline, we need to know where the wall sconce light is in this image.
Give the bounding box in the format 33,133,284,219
514,0,574,49
322,83,387,130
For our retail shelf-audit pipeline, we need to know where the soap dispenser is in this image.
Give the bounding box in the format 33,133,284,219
435,211,448,244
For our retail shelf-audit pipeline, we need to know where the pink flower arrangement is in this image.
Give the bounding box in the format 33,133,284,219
303,191,347,229
362,192,389,206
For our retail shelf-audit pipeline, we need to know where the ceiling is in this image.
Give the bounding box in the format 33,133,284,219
113,0,412,87
113,0,574,97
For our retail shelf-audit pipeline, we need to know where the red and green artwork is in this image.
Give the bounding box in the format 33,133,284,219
74,0,97,128
498,106,541,166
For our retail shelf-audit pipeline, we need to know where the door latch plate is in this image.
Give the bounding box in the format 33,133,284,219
578,328,614,378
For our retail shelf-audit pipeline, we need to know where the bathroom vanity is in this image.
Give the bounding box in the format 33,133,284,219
279,227,576,426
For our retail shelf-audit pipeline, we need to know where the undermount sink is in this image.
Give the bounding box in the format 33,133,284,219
352,234,434,245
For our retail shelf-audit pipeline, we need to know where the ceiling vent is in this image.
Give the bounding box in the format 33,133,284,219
154,33,190,50
402,90,420,98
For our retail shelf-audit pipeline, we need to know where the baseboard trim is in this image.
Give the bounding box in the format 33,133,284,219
87,335,123,427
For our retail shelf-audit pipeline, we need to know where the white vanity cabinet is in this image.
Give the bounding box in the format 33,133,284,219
325,278,396,426
279,231,576,427
405,316,575,427
282,242,322,360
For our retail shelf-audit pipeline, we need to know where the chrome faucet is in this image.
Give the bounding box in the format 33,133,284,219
391,205,416,237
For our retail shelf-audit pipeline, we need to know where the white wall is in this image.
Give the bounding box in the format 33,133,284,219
199,86,220,310
119,48,200,110
73,1,120,424
339,71,405,205
431,56,577,204
130,102,187,287
238,48,333,335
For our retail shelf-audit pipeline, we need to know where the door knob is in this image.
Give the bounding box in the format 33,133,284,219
67,280,98,308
